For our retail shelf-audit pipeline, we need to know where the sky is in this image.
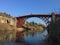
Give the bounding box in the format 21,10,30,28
26,17,46,26
0,0,60,17
0,0,60,25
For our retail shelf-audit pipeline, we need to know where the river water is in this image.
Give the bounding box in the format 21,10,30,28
0,30,48,45
24,30,48,45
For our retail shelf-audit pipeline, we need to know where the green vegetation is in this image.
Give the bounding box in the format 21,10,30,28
22,21,45,36
0,12,12,18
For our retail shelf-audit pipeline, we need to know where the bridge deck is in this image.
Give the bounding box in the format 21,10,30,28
16,14,60,18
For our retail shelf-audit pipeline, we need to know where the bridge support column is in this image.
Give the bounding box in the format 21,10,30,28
51,13,56,23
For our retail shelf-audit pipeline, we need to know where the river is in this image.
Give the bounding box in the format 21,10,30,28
23,30,48,45
0,30,48,45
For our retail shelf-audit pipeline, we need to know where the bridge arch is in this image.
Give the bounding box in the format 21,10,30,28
16,14,51,29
